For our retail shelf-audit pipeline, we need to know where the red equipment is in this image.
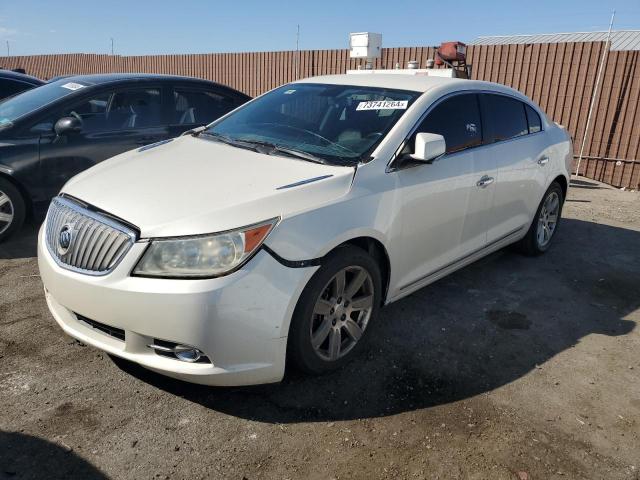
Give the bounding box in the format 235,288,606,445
435,41,469,78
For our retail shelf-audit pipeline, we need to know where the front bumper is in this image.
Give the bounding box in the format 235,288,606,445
38,227,317,386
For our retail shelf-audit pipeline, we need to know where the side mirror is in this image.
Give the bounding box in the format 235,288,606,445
54,116,82,136
410,132,446,163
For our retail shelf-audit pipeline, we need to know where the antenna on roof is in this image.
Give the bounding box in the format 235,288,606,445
295,25,300,79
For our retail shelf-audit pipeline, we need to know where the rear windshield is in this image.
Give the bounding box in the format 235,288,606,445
0,79,89,129
204,83,421,165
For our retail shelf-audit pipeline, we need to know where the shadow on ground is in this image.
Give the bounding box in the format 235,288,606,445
111,217,639,423
570,178,604,189
0,431,107,479
0,223,39,260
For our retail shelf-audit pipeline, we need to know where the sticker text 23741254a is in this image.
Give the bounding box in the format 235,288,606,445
356,100,408,111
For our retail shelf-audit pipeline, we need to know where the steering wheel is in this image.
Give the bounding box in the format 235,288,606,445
365,132,383,140
253,122,357,155
69,111,83,124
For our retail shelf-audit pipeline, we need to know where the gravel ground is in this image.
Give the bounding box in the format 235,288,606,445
1,178,639,480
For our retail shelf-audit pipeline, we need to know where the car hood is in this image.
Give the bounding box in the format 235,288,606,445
62,135,355,238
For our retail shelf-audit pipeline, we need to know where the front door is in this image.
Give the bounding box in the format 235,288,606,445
394,93,496,292
37,86,168,200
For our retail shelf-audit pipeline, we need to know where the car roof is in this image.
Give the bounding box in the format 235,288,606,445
49,73,249,95
0,69,44,85
294,73,533,104
293,70,542,107
294,73,468,93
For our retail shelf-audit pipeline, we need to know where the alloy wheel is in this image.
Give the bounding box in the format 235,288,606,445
537,191,560,248
0,190,14,235
310,266,374,361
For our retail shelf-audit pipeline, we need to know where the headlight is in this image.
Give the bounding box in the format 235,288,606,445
133,218,279,278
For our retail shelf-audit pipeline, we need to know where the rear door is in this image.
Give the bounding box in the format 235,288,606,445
394,93,496,290
167,85,247,137
37,84,168,199
477,93,547,243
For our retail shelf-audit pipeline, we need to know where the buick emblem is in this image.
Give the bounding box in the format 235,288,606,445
58,224,73,255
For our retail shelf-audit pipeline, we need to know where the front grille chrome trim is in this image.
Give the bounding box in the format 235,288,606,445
45,196,137,276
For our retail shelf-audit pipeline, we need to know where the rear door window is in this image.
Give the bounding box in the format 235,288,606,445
108,88,163,129
414,93,482,154
172,88,241,125
525,104,542,133
480,94,528,143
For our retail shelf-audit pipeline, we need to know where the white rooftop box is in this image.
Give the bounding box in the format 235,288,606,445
349,32,382,59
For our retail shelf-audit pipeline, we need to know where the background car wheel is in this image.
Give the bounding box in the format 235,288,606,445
288,245,382,375
518,181,564,256
0,177,26,243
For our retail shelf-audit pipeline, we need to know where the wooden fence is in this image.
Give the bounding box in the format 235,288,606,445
1,42,639,189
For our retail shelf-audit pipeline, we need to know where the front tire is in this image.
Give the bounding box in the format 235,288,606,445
0,177,26,243
288,245,382,375
518,181,564,256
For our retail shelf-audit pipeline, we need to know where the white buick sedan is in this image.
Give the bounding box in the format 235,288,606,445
38,73,572,386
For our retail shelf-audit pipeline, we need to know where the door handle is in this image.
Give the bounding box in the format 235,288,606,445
476,175,495,188
537,155,549,166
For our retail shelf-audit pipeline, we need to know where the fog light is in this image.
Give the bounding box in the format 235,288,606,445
147,340,209,363
174,345,203,363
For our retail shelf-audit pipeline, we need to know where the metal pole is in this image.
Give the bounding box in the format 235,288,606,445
295,25,300,79
574,11,615,179
110,38,114,55
6,40,9,57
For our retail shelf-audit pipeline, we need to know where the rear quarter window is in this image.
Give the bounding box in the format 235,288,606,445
173,88,243,125
525,104,542,133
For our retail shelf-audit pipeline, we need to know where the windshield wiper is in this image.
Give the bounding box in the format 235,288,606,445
269,145,330,164
199,131,261,152
235,139,329,164
180,125,206,137
200,133,331,165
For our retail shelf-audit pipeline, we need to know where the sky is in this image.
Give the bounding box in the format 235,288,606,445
1,0,639,56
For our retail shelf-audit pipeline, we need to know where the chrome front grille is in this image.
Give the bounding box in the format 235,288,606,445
45,196,136,275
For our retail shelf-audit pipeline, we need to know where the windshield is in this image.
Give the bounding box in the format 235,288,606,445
0,79,88,129
204,83,420,165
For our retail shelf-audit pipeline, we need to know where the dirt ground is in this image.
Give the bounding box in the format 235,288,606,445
1,178,639,480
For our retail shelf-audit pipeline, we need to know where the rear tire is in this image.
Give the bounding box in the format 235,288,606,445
0,177,26,243
518,181,564,256
288,245,382,375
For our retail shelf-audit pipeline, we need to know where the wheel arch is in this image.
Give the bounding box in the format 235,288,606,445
0,171,33,218
331,236,391,305
553,174,568,200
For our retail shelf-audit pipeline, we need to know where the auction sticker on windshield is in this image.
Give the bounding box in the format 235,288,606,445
356,100,408,111
61,82,86,91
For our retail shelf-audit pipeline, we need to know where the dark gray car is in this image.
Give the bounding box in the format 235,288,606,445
0,73,250,241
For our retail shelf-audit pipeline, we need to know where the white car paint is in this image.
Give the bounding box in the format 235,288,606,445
39,73,572,386
62,136,355,238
